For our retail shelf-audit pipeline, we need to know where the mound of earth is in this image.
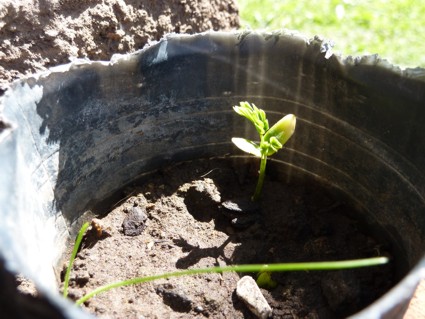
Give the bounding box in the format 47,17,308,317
0,0,239,93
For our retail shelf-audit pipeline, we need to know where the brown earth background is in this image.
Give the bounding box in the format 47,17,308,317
0,0,239,93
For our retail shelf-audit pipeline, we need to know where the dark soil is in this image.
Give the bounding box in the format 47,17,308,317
0,0,239,93
61,158,397,318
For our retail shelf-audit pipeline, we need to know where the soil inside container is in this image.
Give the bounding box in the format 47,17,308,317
60,158,398,319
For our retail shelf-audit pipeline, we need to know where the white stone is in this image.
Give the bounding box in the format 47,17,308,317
236,276,272,319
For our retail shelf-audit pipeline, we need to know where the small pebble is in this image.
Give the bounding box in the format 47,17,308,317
236,276,272,319
194,305,204,313
146,241,155,250
122,206,148,236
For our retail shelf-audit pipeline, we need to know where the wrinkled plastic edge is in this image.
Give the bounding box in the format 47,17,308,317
341,53,425,80
1,30,424,98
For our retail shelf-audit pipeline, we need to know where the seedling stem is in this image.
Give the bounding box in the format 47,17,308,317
232,101,296,200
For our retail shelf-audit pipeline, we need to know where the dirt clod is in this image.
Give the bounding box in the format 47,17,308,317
122,206,148,236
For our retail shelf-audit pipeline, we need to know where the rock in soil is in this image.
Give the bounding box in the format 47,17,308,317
122,206,148,236
236,276,272,319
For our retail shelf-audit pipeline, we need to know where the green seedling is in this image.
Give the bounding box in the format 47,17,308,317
63,222,388,305
63,221,90,298
256,271,278,289
76,257,388,304
232,101,296,201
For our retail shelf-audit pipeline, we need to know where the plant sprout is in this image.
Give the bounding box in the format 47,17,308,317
63,221,90,298
64,221,388,305
76,257,387,305
232,101,296,201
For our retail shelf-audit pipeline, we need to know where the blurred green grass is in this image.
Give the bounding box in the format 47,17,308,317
237,0,425,68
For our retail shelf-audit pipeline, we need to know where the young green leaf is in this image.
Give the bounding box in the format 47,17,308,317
231,137,262,157
233,101,269,135
263,114,296,156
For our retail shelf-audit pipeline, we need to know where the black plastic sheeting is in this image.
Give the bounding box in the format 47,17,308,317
1,31,425,318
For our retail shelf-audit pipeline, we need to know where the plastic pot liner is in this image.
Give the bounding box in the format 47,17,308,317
1,31,425,318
